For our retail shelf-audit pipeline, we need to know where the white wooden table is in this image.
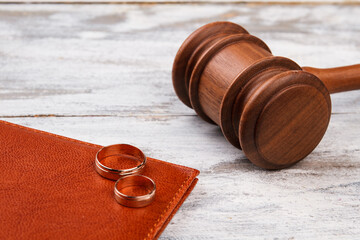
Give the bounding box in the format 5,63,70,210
1,3,359,239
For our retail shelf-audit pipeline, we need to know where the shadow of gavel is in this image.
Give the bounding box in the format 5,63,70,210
172,21,360,170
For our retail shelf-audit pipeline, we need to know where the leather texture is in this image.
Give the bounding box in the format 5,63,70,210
0,120,199,240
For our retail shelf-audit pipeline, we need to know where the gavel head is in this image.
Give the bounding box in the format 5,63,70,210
172,21,331,169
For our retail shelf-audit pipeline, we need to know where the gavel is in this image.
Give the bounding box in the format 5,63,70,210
172,21,360,170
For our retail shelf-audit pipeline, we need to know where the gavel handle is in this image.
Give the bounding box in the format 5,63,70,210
303,64,360,94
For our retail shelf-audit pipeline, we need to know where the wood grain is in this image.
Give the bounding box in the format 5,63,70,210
172,21,360,169
0,0,360,3
303,64,360,93
0,3,359,239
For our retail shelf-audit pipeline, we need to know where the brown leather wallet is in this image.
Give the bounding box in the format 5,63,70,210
0,120,199,240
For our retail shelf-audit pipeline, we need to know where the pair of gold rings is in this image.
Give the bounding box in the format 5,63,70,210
95,144,156,208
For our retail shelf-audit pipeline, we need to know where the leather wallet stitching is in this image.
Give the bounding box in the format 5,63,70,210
149,158,200,174
1,120,199,240
145,170,198,240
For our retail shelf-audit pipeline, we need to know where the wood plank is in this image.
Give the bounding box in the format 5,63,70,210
0,3,360,239
0,0,360,3
0,4,359,117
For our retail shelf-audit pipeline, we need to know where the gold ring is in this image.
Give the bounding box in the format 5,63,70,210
114,175,156,208
95,144,146,180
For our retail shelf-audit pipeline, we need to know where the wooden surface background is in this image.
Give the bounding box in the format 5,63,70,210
0,2,359,239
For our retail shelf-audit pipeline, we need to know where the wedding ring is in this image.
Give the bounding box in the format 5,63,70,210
114,175,156,208
95,144,146,180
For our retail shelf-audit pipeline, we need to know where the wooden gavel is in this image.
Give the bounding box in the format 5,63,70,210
172,21,360,170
